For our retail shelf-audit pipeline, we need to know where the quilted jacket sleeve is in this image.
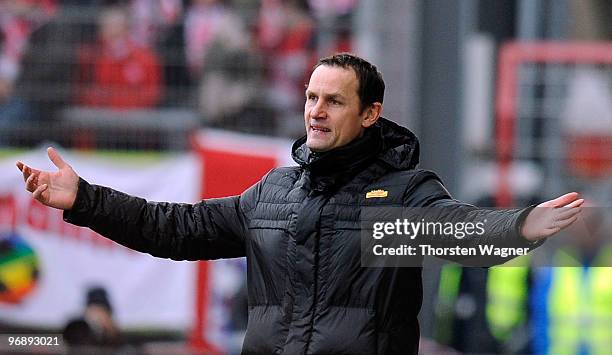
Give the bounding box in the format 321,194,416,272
63,177,261,261
402,170,541,264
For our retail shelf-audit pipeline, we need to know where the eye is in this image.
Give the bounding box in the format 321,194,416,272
330,99,342,105
306,94,317,102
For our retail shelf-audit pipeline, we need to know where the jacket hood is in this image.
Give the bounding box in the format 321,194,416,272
292,117,420,171
376,117,420,170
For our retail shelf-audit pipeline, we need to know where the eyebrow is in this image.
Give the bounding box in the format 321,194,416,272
305,90,346,100
327,93,345,100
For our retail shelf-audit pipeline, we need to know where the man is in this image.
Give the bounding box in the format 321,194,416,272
76,6,161,109
63,286,123,348
17,54,582,354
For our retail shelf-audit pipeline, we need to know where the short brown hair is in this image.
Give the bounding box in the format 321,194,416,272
315,53,385,112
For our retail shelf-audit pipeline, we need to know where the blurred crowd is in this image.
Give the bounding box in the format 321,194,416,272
427,199,612,355
0,0,358,140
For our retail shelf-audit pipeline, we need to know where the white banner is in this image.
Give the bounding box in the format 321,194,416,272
0,148,200,330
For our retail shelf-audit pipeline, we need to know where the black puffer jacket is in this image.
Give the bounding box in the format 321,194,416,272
64,118,534,354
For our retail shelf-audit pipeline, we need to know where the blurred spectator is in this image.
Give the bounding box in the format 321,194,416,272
184,0,244,80
258,0,314,121
482,204,612,355
433,265,502,354
76,5,162,109
129,0,183,48
307,0,355,55
157,16,191,106
196,6,269,132
257,0,319,136
63,286,124,350
14,3,96,125
129,0,189,106
185,0,270,131
431,195,526,354
307,0,356,18
0,0,56,132
530,208,612,355
485,263,532,354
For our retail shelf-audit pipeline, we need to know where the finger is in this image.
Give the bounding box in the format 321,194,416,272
47,147,67,169
555,199,584,215
552,192,580,207
555,214,579,231
21,165,41,183
556,206,582,221
21,164,30,182
32,184,48,201
566,198,584,208
16,161,24,172
25,173,37,192
540,192,579,208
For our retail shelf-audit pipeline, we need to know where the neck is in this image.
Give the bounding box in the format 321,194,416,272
300,127,382,191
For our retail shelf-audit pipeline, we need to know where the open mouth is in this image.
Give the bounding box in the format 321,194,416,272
311,125,331,133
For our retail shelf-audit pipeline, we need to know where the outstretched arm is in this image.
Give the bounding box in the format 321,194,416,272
404,171,583,244
16,148,252,261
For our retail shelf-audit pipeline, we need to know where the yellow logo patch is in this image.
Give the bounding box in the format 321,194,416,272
366,189,388,199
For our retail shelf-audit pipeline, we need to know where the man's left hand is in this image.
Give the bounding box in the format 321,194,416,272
521,192,583,242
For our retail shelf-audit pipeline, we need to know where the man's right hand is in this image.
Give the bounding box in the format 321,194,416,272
16,147,79,210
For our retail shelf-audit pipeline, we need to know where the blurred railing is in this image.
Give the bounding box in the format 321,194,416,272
0,2,357,150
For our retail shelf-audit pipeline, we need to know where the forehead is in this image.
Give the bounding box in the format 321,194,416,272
307,65,359,97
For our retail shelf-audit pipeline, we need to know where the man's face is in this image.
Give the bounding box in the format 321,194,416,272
99,10,129,43
304,65,369,152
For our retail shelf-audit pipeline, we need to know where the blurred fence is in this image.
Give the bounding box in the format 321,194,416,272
495,42,612,206
0,1,357,150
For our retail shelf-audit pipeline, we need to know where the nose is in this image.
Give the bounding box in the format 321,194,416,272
309,100,327,120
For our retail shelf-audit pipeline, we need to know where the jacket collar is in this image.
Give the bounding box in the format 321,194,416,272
291,117,420,190
376,117,420,170
292,117,419,170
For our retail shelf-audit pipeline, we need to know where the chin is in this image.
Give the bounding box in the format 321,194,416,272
306,141,329,153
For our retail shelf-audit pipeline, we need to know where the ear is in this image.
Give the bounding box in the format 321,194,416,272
361,102,382,128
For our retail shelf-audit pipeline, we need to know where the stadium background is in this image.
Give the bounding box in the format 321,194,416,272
1,0,612,353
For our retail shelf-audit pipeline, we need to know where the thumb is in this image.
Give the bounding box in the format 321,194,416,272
47,147,68,169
